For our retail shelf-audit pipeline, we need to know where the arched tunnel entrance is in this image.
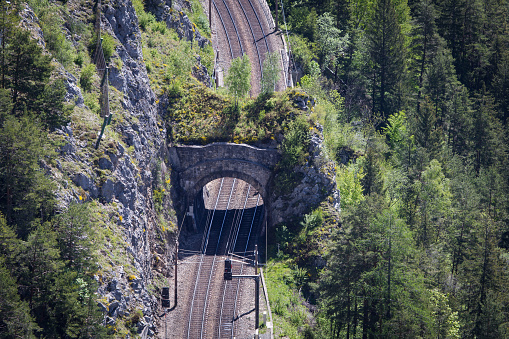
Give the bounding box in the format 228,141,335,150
168,144,278,337
172,177,267,338
169,142,279,240
187,177,265,262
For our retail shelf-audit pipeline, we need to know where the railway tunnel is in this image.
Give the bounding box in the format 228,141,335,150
169,142,279,219
167,143,278,338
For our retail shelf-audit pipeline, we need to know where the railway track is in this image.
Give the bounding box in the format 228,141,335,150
184,178,262,339
237,0,270,81
218,187,262,338
212,0,281,94
213,0,244,60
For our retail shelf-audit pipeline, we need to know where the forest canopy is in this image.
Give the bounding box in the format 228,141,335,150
266,0,509,336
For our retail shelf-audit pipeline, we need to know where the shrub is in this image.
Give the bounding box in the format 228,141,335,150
80,64,96,92
101,34,117,61
279,114,310,170
195,14,210,36
74,52,85,67
151,21,167,35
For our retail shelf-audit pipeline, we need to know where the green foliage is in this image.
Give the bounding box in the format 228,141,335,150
261,51,281,94
80,63,96,92
316,12,348,74
132,0,154,31
28,0,75,66
265,261,311,338
101,33,117,62
279,114,310,170
336,162,365,209
53,203,98,273
0,26,70,128
382,111,407,149
141,26,198,96
0,88,12,122
287,35,316,75
289,7,317,40
365,0,407,119
0,206,106,338
0,115,56,237
74,51,86,67
0,255,38,337
413,159,451,245
226,54,251,106
189,0,211,37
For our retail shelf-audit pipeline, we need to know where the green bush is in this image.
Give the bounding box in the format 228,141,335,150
288,35,316,75
132,0,155,31
195,14,210,36
101,34,117,61
279,114,310,170
80,64,96,92
74,52,85,67
150,21,167,35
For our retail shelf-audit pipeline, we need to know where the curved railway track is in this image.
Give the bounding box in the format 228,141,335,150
212,0,279,94
184,178,262,339
213,0,244,59
237,0,270,80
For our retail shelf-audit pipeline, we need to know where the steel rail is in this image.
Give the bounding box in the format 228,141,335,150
199,179,238,338
245,0,270,53
186,178,227,339
231,193,260,338
212,0,235,59
214,0,244,57
218,184,253,337
236,0,264,79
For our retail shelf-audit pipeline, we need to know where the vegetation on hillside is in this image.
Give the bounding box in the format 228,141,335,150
262,0,509,336
1,0,508,336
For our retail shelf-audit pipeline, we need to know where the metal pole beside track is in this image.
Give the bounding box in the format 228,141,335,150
255,244,259,330
175,242,178,306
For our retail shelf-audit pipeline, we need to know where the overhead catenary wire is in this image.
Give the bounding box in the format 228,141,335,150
278,0,297,80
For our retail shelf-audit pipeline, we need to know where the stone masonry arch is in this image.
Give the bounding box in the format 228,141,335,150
169,143,280,205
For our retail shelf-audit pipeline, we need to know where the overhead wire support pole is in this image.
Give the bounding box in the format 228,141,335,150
225,243,261,333
255,244,259,330
175,241,178,307
209,0,212,31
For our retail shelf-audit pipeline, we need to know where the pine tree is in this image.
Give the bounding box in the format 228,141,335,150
0,257,38,338
0,0,19,90
365,0,407,122
53,203,97,273
0,115,56,237
408,0,440,114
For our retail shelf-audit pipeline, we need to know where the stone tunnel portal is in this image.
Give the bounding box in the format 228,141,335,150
169,142,280,208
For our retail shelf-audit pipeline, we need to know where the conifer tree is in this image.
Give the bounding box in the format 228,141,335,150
365,0,406,122
0,116,56,237
0,257,38,337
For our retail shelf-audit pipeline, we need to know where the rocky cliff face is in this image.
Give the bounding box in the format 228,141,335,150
21,0,182,334
269,122,340,225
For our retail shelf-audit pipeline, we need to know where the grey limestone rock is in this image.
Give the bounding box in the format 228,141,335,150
101,179,115,202
269,123,340,224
